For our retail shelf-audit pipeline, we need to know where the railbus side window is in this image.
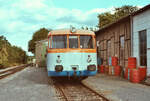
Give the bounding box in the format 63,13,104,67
51,35,67,49
69,36,78,48
80,35,94,49
49,36,51,48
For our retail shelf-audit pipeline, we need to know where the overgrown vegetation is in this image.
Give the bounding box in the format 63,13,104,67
0,36,28,68
28,28,51,54
98,5,139,28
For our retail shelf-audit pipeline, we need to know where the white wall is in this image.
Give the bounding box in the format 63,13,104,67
133,9,150,76
147,30,150,76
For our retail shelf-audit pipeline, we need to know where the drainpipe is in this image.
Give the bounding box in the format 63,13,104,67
130,15,133,56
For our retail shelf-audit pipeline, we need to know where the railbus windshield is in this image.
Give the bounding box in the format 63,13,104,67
51,35,67,49
69,35,78,48
48,35,95,49
80,35,94,49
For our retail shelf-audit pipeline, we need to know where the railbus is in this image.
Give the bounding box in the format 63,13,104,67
46,29,97,79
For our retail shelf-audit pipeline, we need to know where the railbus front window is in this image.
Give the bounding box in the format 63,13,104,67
80,35,94,49
51,35,67,49
69,36,78,48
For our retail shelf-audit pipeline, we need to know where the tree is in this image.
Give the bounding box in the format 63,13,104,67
98,5,138,28
0,35,28,68
28,28,51,54
98,12,115,28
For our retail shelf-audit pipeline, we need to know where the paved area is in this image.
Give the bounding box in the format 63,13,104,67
0,67,58,101
145,78,150,85
82,74,150,101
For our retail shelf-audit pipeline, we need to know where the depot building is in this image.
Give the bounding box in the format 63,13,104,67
96,4,150,76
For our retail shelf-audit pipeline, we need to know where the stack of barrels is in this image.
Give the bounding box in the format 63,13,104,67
98,56,147,84
125,57,147,83
99,65,109,74
112,57,121,76
99,56,121,76
125,57,136,80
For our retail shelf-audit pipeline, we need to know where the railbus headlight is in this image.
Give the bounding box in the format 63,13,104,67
55,65,63,72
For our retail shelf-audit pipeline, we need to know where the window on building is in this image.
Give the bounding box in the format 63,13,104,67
120,36,125,60
139,30,147,66
69,35,78,48
51,35,67,48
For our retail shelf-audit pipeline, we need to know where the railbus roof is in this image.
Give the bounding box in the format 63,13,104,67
48,29,95,36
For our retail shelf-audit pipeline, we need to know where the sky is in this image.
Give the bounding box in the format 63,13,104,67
0,0,149,56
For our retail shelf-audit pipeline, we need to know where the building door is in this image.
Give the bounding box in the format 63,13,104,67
139,30,147,66
120,36,125,67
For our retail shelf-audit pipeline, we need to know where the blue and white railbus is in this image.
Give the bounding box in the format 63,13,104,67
46,29,97,78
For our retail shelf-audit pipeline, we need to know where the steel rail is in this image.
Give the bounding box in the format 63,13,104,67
54,83,69,101
52,78,110,101
80,82,109,101
0,64,30,79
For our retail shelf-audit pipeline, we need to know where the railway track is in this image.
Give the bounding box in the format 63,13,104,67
52,78,109,101
0,64,30,79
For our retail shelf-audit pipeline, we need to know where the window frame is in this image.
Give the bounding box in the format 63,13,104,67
68,35,79,49
50,35,67,49
107,40,111,65
120,36,125,60
48,36,51,48
139,29,147,66
48,34,96,49
79,35,95,49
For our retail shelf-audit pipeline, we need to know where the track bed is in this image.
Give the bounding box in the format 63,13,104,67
51,78,109,101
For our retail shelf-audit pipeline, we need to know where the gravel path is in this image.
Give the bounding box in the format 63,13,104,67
82,74,150,101
0,67,58,101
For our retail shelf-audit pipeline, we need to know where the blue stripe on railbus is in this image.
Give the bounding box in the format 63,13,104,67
48,70,97,76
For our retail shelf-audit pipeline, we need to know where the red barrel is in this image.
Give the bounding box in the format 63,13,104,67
114,65,121,76
139,67,147,81
105,66,109,74
112,57,118,66
130,69,140,83
125,68,133,80
124,68,129,79
129,69,133,81
128,57,136,69
100,65,105,73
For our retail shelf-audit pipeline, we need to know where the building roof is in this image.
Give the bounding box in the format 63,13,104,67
96,4,150,35
132,4,150,16
48,29,95,36
95,15,130,34
35,39,48,44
